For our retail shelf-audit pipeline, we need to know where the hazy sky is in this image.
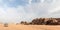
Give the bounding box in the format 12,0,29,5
0,0,60,23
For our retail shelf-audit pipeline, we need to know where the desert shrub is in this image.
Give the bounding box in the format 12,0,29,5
45,18,58,25
30,18,45,25
20,21,29,25
20,18,60,25
29,18,60,25
20,21,24,24
4,23,8,27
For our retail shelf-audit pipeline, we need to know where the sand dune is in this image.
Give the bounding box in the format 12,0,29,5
0,24,60,30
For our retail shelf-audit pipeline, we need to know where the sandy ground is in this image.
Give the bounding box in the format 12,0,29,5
0,24,60,30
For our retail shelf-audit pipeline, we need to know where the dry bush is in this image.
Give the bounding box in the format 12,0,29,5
30,18,45,25
29,18,60,25
4,23,8,27
20,21,29,25
20,18,60,25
